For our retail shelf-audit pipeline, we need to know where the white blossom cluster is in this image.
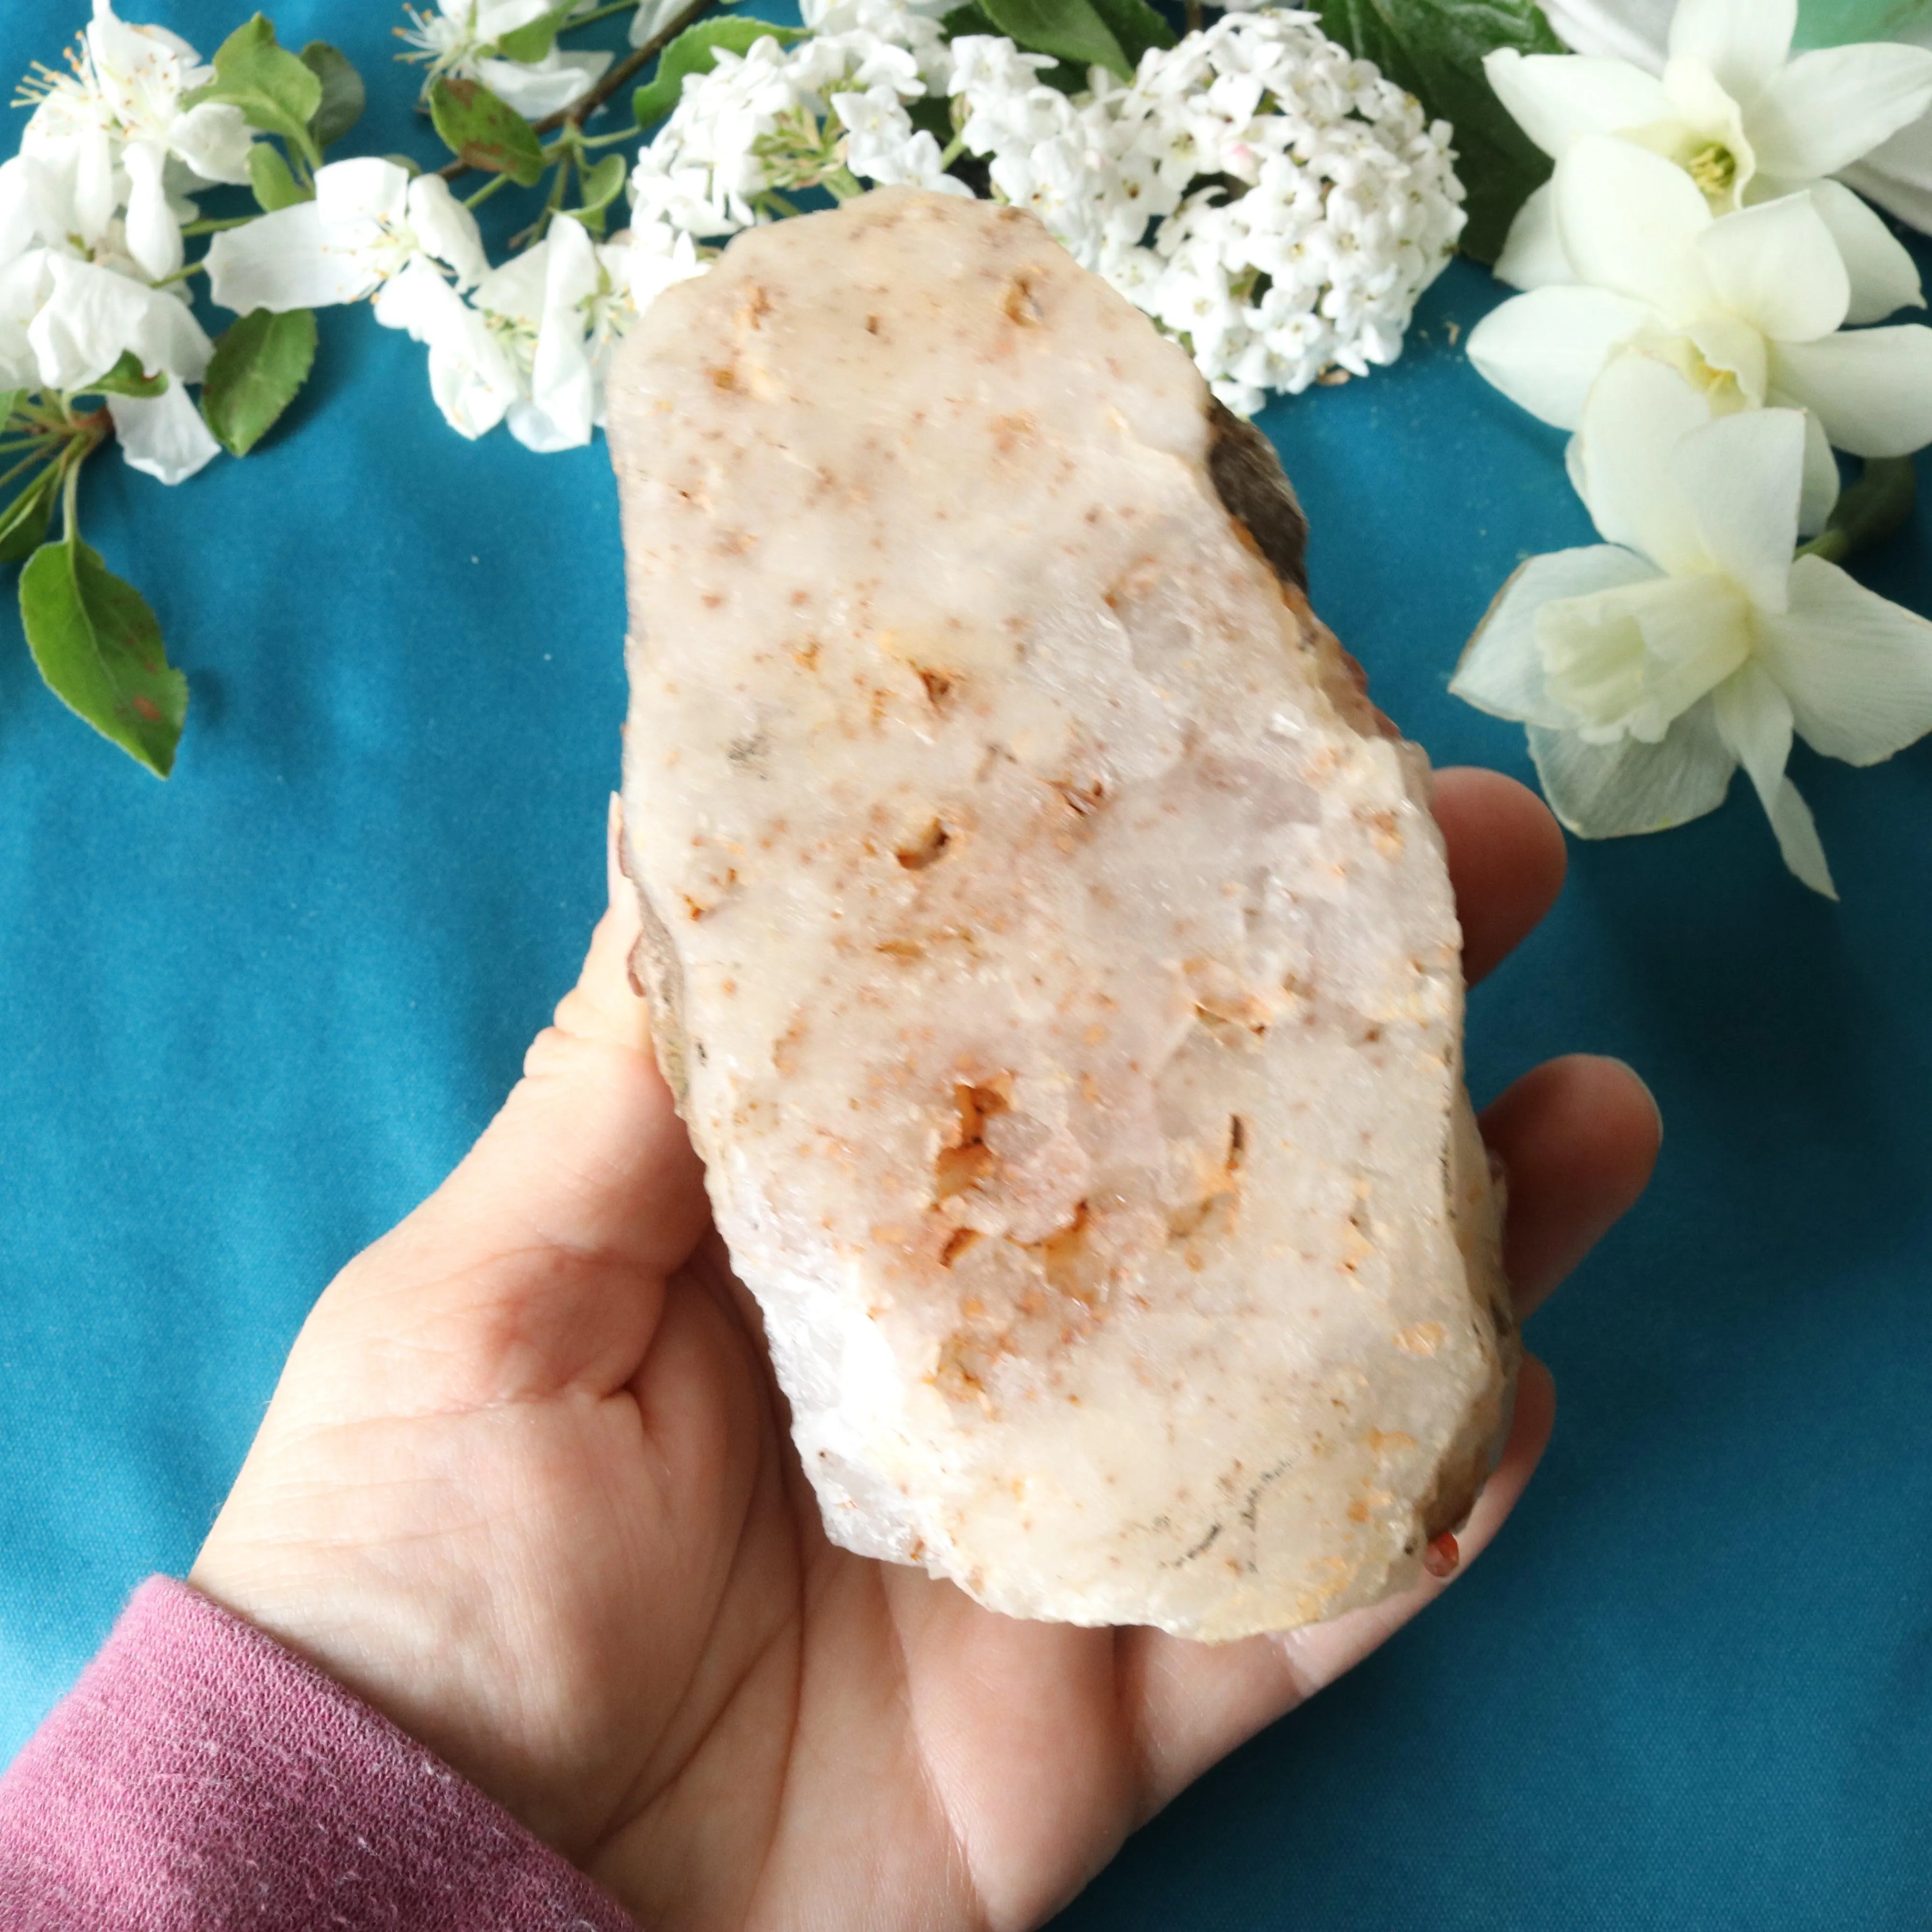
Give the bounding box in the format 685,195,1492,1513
398,0,615,122
628,4,1464,414
0,0,261,483
630,0,965,240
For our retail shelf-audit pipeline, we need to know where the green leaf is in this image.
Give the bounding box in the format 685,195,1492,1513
200,308,317,457
84,351,169,400
633,18,805,128
940,2,999,31
300,41,366,150
430,76,547,185
1313,0,1564,264
0,468,57,566
1795,0,1932,46
20,540,186,777
496,2,579,63
1086,0,1173,67
182,14,324,167
976,0,1130,77
0,389,24,429
249,141,309,211
566,152,630,233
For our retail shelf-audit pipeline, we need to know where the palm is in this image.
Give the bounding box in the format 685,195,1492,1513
194,772,1656,1932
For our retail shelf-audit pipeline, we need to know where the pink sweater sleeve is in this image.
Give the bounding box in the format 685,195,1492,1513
0,1577,639,1932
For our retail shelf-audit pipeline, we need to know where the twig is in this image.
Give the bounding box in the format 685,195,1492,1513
436,0,722,182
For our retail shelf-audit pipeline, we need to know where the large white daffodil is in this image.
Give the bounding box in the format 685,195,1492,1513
1467,135,1932,478
1452,353,1932,897
1490,0,1932,306
1543,0,1932,239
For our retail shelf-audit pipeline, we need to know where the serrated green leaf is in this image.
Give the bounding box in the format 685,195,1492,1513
300,41,366,149
430,76,547,185
1087,0,1173,67
496,2,578,63
633,18,805,128
0,468,57,566
1314,0,1563,264
21,540,186,776
182,14,324,167
200,308,317,457
976,0,1129,78
249,141,309,211
84,351,168,400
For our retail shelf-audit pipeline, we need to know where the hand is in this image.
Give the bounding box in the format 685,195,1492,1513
191,772,1659,1932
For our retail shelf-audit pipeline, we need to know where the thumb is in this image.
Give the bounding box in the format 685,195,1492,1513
319,799,712,1402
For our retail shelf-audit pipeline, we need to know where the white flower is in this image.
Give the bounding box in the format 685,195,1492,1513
948,10,1464,413
399,0,612,121
1542,0,1932,243
475,213,603,450
1452,353,1932,897
21,1,254,188
206,159,489,315
1467,135,1932,466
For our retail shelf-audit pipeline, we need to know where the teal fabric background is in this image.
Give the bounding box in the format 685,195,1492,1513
4,5,1932,1926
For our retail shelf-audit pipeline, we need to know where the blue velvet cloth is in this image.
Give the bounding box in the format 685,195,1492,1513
4,5,1932,1926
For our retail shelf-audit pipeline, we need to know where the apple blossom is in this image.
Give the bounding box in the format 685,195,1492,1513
398,0,612,121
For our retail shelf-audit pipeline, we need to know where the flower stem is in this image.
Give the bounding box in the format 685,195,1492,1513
180,214,256,237
568,0,641,24
466,171,516,208
435,0,721,180
59,446,82,548
1797,456,1916,567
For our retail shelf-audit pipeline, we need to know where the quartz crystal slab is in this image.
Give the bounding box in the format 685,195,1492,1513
608,189,1516,1640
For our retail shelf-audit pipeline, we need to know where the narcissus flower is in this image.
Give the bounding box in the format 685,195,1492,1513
1452,353,1932,897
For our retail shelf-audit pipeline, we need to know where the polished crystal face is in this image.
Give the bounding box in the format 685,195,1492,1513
609,190,1515,1640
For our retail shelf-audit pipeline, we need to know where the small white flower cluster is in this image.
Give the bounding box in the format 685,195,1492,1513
627,5,1464,415
630,0,963,241
0,0,262,484
399,0,613,121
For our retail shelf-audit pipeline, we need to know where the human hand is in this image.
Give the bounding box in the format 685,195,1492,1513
190,772,1659,1932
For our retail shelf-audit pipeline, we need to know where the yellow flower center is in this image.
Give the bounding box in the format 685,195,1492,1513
1687,141,1737,204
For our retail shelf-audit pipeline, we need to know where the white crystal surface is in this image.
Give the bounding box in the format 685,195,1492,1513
609,190,1515,1639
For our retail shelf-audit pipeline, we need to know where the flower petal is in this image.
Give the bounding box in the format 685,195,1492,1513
1540,0,1672,71
1754,553,1932,765
1669,405,1804,610
1466,284,1656,428
122,140,183,284
315,157,412,232
1801,179,1922,326
478,50,612,121
1769,325,1932,456
1799,408,1839,538
406,175,489,291
28,256,212,388
1710,660,1836,896
168,102,255,187
1492,181,1573,290
1842,122,1932,236
1483,49,1676,160
1695,191,1847,342
107,384,221,486
1570,348,1716,570
206,203,379,313
1665,0,1794,103
0,159,36,263
1750,44,1932,182
1450,544,1661,727
515,213,600,451
1526,694,1736,837
1556,135,1715,318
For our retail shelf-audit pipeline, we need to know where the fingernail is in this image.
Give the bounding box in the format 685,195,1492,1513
1604,1057,1663,1147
